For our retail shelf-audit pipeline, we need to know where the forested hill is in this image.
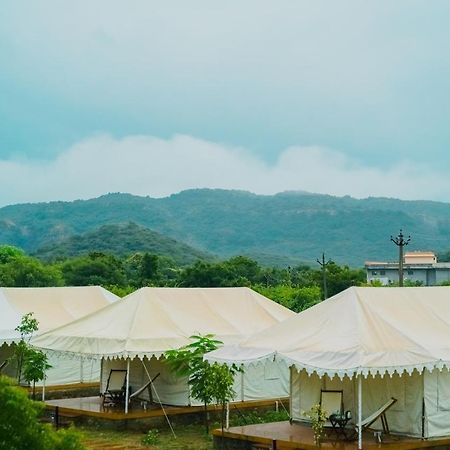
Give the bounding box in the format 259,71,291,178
34,222,214,265
0,189,449,266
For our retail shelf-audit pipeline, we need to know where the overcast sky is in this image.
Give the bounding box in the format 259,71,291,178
1,1,450,206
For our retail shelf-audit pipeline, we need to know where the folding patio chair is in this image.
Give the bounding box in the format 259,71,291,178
320,390,352,437
0,360,8,372
101,369,128,406
359,397,397,434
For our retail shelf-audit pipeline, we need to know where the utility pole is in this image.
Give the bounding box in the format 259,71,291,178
390,229,411,287
316,253,331,300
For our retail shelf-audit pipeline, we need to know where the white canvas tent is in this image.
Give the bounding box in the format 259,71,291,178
205,286,450,448
32,287,295,407
0,286,118,385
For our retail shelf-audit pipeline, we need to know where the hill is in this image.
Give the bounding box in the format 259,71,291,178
0,189,449,266
33,222,214,265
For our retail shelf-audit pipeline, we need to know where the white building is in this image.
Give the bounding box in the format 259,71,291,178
365,251,450,286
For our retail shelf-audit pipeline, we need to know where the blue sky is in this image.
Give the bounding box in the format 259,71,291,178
1,1,450,205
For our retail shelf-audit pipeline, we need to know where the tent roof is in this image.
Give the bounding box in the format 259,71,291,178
0,286,118,345
31,287,295,359
205,286,450,378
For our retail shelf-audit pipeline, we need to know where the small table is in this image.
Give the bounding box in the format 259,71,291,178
329,412,352,439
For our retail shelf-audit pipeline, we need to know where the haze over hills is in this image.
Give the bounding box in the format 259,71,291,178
0,189,449,267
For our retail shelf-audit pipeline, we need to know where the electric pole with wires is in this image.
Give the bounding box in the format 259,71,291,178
390,229,411,287
316,252,332,300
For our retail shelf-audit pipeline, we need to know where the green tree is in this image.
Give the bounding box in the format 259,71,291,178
139,253,160,285
13,313,51,398
0,245,25,263
165,335,237,434
14,313,39,384
255,285,321,312
61,252,126,286
0,253,62,287
0,375,85,450
209,362,238,434
312,262,365,298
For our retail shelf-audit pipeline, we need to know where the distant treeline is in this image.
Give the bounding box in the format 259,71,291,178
0,245,368,312
1,245,448,312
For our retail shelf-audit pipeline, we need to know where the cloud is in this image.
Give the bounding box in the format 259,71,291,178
0,134,448,207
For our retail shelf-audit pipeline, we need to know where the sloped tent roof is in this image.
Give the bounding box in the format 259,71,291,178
206,286,450,378
0,286,118,345
31,287,295,359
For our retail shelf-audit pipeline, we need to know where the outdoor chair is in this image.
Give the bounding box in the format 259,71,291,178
101,369,128,406
320,390,352,437
359,397,397,434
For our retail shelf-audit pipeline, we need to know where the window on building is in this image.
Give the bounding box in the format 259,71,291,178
372,271,378,275
408,270,414,275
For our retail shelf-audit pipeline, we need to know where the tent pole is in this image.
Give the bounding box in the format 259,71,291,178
241,366,244,401
226,402,230,430
80,357,84,383
358,373,362,450
125,358,130,414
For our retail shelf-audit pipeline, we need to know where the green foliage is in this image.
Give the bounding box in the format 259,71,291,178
61,252,126,286
0,245,25,263
15,312,39,337
255,285,321,312
0,375,84,450
304,404,328,443
14,313,40,384
2,190,450,267
13,314,51,395
35,222,213,266
141,429,160,446
0,249,62,287
22,348,52,398
165,335,238,434
178,256,263,287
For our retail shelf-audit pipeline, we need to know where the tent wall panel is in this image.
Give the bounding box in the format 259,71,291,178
101,356,290,407
1,342,100,386
291,369,423,436
425,369,450,438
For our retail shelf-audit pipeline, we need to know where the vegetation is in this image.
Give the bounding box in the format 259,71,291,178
165,335,239,434
1,189,449,266
304,404,328,443
35,222,213,266
0,375,84,450
11,242,449,308
13,313,51,399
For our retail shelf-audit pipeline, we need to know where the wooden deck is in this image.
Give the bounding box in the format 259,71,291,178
45,395,286,421
213,421,450,450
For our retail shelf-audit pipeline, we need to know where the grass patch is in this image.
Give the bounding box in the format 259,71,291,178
78,408,288,449
80,423,213,449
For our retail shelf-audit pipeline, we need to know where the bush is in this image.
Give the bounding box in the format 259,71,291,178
0,375,84,450
141,429,159,445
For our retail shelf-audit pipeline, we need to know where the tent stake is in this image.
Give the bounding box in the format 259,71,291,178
358,374,362,450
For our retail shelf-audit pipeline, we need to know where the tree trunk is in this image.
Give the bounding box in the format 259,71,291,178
204,401,209,434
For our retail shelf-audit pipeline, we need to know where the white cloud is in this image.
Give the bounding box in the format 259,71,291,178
0,134,448,207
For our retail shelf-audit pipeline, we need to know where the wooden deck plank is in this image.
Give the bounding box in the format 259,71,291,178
45,396,287,421
213,421,450,450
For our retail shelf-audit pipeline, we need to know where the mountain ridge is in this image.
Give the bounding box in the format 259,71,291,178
0,189,449,266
